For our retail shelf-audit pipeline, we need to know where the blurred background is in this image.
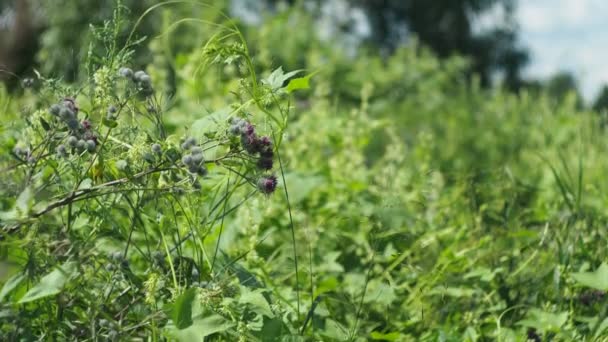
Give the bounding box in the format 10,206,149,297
1,0,607,110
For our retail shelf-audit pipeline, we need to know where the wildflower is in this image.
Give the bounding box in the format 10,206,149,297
63,97,78,114
81,119,91,130
257,174,278,194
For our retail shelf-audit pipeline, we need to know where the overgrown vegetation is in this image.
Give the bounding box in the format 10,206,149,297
1,2,608,341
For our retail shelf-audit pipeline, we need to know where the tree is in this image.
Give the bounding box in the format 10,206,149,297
593,85,608,112
545,71,583,108
268,0,529,90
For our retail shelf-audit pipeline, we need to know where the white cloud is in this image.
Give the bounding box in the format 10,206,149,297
518,0,608,100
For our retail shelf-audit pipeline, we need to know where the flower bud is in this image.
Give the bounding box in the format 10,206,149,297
49,104,61,116
118,67,133,79
85,140,96,152
257,175,278,194
67,136,78,147
152,143,162,155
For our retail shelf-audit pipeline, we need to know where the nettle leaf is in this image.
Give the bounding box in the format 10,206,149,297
0,273,25,302
370,331,402,341
286,71,318,93
517,309,568,333
172,288,197,329
16,187,34,215
239,288,274,318
190,108,231,157
263,67,303,91
102,116,118,128
168,314,234,342
19,262,77,303
571,263,608,290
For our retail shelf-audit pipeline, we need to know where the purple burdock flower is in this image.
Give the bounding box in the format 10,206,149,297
241,133,260,154
257,174,278,194
244,122,255,136
257,156,273,170
63,97,79,113
81,119,91,130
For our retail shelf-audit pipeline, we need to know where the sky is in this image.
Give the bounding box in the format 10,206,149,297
517,0,608,101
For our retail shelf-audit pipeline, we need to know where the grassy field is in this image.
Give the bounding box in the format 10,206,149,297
1,2,608,341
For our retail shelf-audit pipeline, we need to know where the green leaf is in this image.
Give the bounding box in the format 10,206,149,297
172,288,197,329
370,331,402,341
168,314,234,342
571,263,608,290
190,108,231,145
263,67,303,91
286,71,318,93
16,187,34,215
102,117,118,128
0,273,25,302
19,262,77,303
39,117,51,131
517,309,568,333
239,288,274,318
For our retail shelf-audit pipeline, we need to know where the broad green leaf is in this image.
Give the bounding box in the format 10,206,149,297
370,331,402,341
19,262,77,303
571,263,608,290
239,288,274,318
263,67,303,91
0,273,25,302
595,317,608,339
102,116,118,128
517,309,568,333
16,187,33,215
321,319,349,340
364,280,396,306
190,108,230,140
168,314,234,342
286,71,318,93
172,288,197,329
282,173,324,204
428,287,475,298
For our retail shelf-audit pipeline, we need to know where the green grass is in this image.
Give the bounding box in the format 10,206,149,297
1,2,608,341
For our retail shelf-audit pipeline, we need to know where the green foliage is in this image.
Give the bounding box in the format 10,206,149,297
2,2,608,341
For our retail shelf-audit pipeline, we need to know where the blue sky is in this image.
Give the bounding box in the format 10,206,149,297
517,0,608,101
